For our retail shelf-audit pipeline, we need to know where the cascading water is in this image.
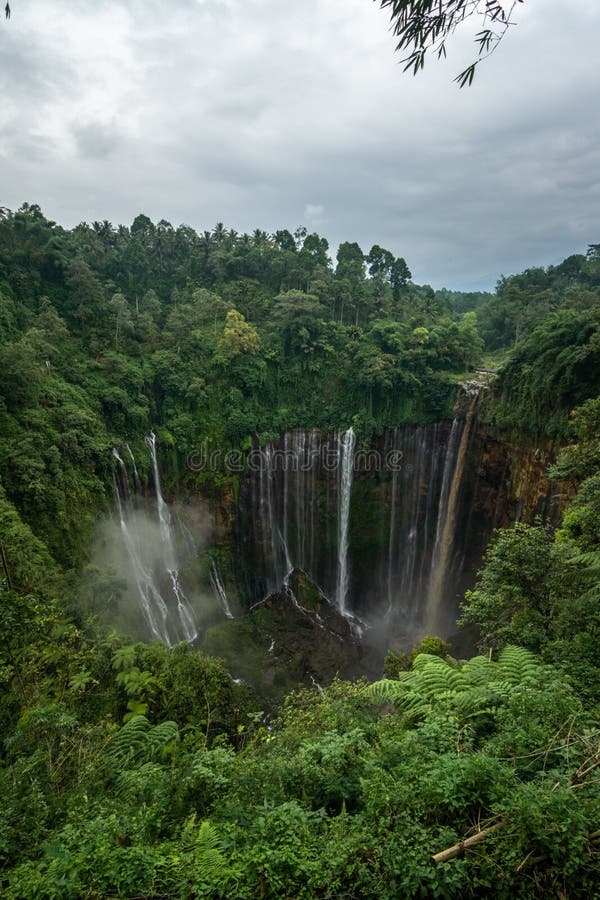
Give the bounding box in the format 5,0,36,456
125,443,142,493
238,416,478,637
112,449,171,643
255,433,321,594
111,436,201,644
112,407,483,651
145,432,198,642
386,434,399,617
372,423,463,627
336,427,355,617
431,420,461,570
209,557,234,619
424,392,480,634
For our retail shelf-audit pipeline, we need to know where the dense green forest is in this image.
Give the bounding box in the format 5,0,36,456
1,204,600,896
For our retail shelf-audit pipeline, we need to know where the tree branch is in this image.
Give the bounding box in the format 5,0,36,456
431,822,503,864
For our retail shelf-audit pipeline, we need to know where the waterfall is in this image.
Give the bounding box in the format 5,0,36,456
209,558,234,619
263,443,289,589
145,432,198,642
336,427,355,616
308,428,319,577
112,447,131,500
240,418,479,638
295,430,304,564
386,431,398,617
125,443,142,493
175,510,197,557
282,432,290,568
424,395,480,634
399,428,426,614
380,422,460,631
258,434,319,593
430,419,462,576
146,432,175,559
111,451,171,643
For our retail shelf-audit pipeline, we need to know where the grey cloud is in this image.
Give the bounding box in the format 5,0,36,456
73,122,120,159
0,38,73,103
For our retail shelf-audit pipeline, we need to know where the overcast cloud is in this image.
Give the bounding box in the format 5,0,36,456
1,0,599,289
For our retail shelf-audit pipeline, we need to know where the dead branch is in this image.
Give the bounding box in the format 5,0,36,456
431,823,503,865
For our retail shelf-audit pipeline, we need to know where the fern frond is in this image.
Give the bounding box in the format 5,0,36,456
148,720,179,758
415,655,464,696
104,715,179,769
182,817,227,882
104,714,151,767
567,550,600,571
461,655,496,686
369,647,541,725
496,646,540,685
367,678,408,705
399,691,431,722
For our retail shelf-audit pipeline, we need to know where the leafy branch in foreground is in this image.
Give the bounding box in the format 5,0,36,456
378,0,524,86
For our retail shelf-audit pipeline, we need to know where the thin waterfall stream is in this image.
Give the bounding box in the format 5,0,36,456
336,426,356,617
112,448,171,643
209,558,234,619
424,393,480,634
145,432,198,642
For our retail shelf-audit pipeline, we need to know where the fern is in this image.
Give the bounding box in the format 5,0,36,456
103,715,179,768
366,673,430,722
461,655,497,685
496,646,540,685
180,815,227,884
368,646,545,724
414,654,464,697
567,550,600,573
149,720,180,757
367,677,409,705
112,645,137,671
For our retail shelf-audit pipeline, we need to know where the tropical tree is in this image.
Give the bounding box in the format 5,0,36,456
216,309,260,360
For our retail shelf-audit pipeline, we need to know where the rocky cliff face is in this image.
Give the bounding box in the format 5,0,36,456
471,428,568,529
200,568,380,706
201,421,568,633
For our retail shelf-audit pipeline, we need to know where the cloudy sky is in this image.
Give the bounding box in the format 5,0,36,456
1,0,599,289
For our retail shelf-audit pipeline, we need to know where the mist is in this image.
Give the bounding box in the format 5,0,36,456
83,475,224,644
